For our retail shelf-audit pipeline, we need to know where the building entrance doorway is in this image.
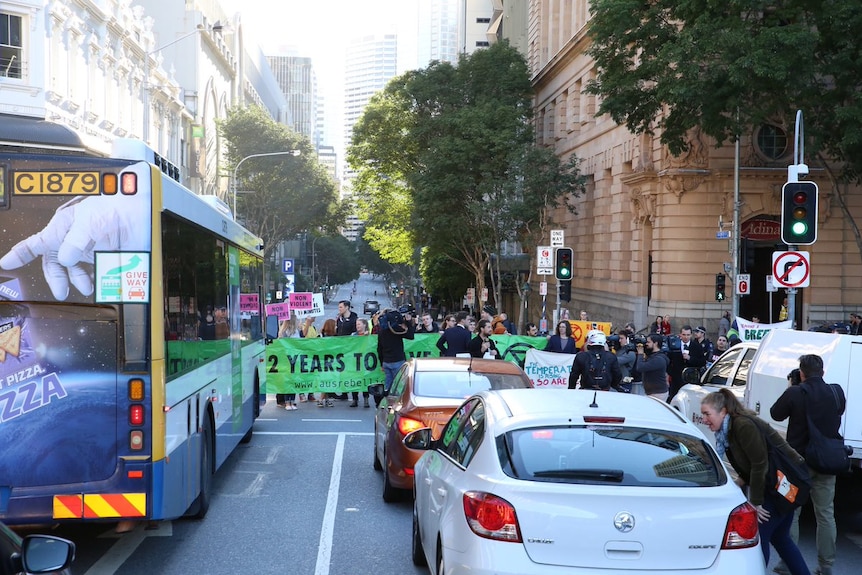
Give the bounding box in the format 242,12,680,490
738,217,800,327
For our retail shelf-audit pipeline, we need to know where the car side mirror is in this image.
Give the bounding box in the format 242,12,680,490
682,367,702,385
403,428,433,450
20,535,76,574
367,383,384,398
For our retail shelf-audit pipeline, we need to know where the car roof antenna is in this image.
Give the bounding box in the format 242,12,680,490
589,392,599,408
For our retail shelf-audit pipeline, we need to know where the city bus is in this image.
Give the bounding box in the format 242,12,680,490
0,132,266,525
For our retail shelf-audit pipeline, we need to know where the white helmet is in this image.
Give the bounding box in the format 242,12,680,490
586,330,607,347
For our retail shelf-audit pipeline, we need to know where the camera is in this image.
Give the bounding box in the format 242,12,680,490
630,334,647,347
398,304,415,316
607,334,621,351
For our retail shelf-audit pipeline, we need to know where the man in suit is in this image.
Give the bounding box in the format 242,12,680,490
667,324,705,401
436,311,472,357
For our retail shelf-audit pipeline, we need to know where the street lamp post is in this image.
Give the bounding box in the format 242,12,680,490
231,150,301,217
142,22,227,144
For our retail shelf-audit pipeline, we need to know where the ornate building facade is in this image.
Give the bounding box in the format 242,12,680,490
525,0,862,334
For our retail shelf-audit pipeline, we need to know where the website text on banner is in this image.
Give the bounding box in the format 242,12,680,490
265,334,547,393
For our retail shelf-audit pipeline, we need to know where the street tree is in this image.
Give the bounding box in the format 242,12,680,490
219,106,344,253
349,42,584,325
585,0,862,255
312,234,361,287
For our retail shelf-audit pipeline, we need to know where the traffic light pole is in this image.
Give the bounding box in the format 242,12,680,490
784,110,808,329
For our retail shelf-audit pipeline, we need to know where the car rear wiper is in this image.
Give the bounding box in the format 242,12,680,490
532,468,624,482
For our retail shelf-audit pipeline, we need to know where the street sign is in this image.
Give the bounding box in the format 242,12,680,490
282,258,294,274
537,246,553,275
772,251,811,288
715,230,731,239
736,274,750,295
766,275,778,293
539,282,547,296
550,229,565,247
481,288,488,302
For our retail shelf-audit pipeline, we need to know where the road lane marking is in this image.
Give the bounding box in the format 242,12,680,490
315,433,345,575
86,522,172,575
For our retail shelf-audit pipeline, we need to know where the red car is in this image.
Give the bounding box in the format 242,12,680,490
372,357,533,502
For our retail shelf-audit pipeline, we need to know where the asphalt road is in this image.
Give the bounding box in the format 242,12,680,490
21,275,862,574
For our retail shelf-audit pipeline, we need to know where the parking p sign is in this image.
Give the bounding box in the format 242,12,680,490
283,258,294,274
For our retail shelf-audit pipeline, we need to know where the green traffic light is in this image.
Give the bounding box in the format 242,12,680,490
791,221,808,236
560,269,570,277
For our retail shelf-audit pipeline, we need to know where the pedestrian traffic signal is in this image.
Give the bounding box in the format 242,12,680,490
781,181,818,245
559,280,572,302
555,247,573,280
715,274,726,302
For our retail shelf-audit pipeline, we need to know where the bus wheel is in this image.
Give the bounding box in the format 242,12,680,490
187,414,212,519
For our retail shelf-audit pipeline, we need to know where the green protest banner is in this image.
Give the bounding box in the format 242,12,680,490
264,334,547,393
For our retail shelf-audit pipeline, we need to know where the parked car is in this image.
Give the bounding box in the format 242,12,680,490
671,341,759,444
372,357,533,502
408,388,763,575
0,521,75,575
363,300,379,315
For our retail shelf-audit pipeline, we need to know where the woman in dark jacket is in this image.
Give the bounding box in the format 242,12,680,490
700,389,810,574
544,320,576,354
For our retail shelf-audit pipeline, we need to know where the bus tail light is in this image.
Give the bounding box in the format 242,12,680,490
103,173,118,195
129,405,144,426
129,431,144,451
121,172,137,195
128,379,144,401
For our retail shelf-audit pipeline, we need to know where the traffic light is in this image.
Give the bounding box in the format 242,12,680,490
555,247,573,280
559,280,572,302
715,274,726,301
781,181,818,245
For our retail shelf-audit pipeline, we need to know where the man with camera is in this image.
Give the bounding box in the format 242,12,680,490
770,354,847,575
637,334,670,401
376,306,415,399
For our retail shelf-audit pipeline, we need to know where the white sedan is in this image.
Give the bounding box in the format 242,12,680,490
408,388,764,575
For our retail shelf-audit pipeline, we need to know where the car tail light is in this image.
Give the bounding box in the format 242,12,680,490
462,491,522,542
397,414,424,437
722,502,759,549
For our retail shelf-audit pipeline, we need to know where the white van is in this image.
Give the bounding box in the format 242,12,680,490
673,329,861,467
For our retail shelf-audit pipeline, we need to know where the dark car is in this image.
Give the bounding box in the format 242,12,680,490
371,357,534,502
363,300,380,315
0,521,75,575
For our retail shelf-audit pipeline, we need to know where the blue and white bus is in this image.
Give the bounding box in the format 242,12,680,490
0,133,266,524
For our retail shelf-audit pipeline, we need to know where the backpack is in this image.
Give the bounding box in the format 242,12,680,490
800,383,852,475
586,351,610,390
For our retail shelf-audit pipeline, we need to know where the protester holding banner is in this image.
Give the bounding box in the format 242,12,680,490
469,319,500,359
436,311,471,357
277,316,302,410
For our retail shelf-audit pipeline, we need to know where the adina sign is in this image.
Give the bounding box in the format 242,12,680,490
741,217,780,241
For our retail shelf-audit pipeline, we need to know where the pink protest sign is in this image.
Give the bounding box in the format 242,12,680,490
289,292,314,310
240,293,260,313
265,302,291,320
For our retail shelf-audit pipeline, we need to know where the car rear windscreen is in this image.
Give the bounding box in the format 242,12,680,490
498,425,725,487
414,371,531,398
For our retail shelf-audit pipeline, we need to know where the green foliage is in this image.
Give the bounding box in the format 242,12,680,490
218,106,343,250
312,234,361,286
348,41,585,299
586,0,862,180
420,247,473,310
356,228,394,276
